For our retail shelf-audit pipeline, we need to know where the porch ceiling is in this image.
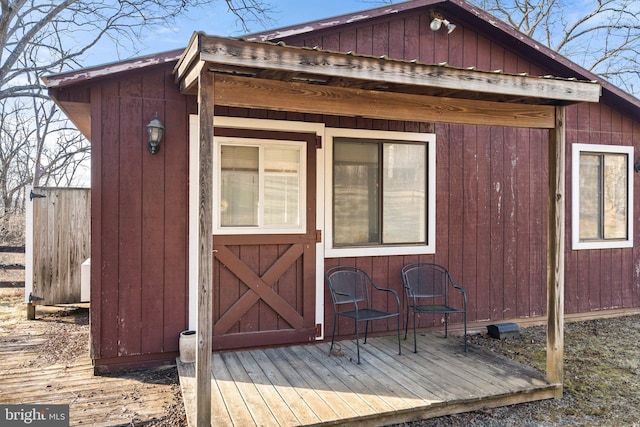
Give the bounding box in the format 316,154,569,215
175,33,601,110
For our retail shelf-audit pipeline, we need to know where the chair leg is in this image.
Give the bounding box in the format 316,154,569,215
404,306,410,340
463,312,468,352
444,313,449,338
396,314,402,356
364,320,369,344
355,320,361,364
412,310,418,353
330,313,338,355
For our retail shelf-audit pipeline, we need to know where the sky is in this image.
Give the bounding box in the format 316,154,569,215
84,0,397,67
44,0,397,187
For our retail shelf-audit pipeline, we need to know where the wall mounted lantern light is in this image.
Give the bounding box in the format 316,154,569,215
146,113,165,154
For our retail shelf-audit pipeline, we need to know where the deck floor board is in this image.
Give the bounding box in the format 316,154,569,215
178,333,558,426
0,353,179,426
251,349,322,425
293,343,397,414
265,347,341,421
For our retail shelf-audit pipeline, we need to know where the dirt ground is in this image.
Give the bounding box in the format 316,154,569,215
3,251,640,426
395,315,640,427
0,251,187,426
0,287,188,426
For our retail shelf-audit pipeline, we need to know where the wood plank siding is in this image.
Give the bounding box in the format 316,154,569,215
47,1,639,369
565,102,640,311
267,7,638,338
51,63,196,371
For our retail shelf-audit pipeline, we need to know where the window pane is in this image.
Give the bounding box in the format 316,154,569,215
573,144,633,250
383,143,426,243
603,154,628,239
220,145,258,226
579,154,601,240
264,147,301,227
334,141,379,245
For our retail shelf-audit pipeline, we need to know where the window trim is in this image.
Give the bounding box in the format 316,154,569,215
213,136,307,235
571,143,634,250
325,127,436,258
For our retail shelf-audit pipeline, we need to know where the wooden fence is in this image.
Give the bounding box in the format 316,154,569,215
0,245,25,288
25,187,90,305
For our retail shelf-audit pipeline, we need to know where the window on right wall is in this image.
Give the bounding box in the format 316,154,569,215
572,143,634,250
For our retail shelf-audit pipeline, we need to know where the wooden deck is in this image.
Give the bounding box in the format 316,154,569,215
0,303,182,426
177,333,559,426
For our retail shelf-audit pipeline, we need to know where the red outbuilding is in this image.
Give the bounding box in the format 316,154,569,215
44,0,638,379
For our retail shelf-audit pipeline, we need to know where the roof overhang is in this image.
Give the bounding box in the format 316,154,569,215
44,49,183,89
175,33,600,128
44,50,183,140
248,0,640,119
180,34,578,418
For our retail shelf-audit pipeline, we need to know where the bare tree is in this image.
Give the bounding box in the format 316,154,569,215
0,99,31,214
0,0,274,221
470,0,640,95
0,1,274,98
0,95,88,212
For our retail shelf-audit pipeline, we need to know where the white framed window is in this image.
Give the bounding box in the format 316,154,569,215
213,136,307,234
325,128,436,257
572,143,633,250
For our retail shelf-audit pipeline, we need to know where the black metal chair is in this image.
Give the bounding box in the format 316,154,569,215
401,262,467,353
326,265,401,364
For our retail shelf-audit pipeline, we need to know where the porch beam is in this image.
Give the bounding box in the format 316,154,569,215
180,59,205,95
188,35,601,104
212,74,557,129
195,69,214,426
547,105,565,397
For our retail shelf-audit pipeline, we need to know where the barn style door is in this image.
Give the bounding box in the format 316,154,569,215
211,128,317,350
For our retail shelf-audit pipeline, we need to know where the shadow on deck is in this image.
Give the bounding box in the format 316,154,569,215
177,333,559,426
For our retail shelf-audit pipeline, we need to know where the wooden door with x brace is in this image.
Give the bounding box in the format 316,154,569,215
211,127,317,350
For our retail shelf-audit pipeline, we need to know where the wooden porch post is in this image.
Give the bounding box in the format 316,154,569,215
196,69,214,426
547,105,565,397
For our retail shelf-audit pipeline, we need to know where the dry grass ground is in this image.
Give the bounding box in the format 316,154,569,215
0,251,26,333
395,315,640,427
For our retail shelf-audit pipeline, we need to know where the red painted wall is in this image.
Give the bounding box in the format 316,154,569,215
275,7,640,338
55,5,640,368
87,64,195,371
565,103,640,313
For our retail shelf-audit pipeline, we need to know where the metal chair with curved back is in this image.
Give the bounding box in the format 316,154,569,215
401,262,467,353
326,265,402,364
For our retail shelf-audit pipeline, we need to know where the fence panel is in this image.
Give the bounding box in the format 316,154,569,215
28,187,90,304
